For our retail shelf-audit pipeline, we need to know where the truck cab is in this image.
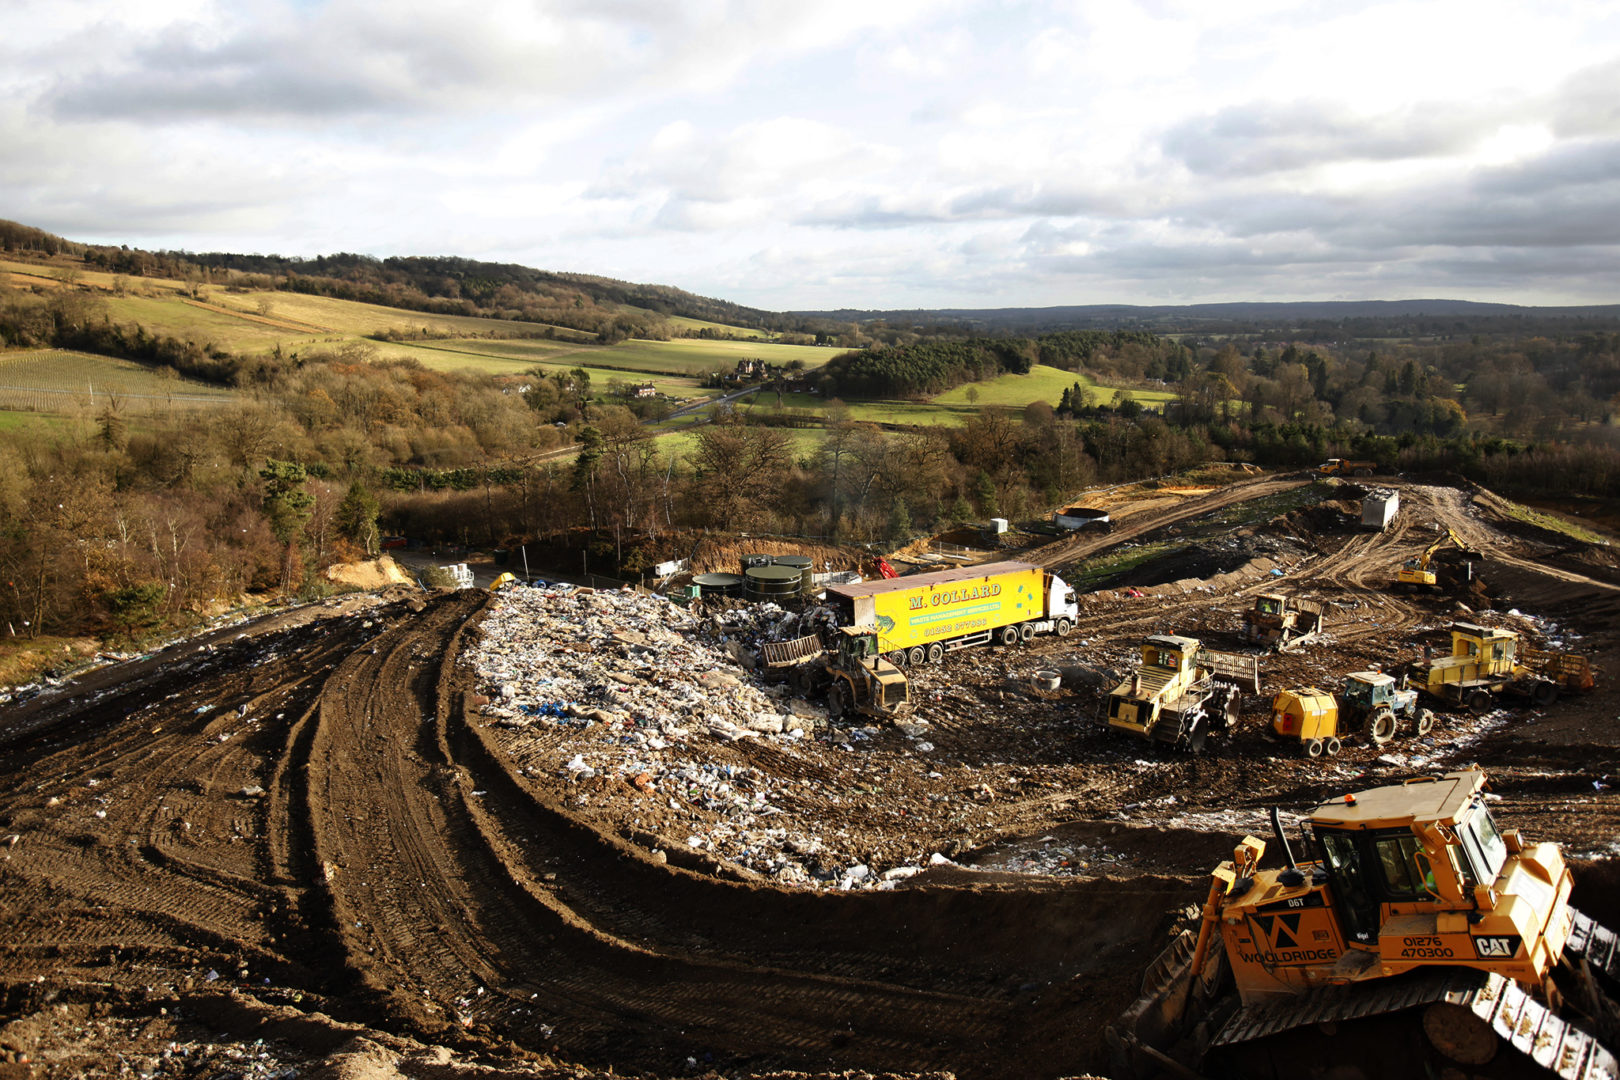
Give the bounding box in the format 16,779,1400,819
1045,573,1080,629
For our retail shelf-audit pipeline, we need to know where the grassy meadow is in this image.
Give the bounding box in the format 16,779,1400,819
3,255,1178,429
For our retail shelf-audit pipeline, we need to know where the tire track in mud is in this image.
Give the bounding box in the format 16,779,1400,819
301,591,1193,1078
0,614,380,989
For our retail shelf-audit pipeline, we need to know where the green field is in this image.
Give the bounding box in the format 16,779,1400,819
543,423,827,467
0,350,238,414
730,366,1178,428
588,337,834,375
932,365,1177,408
0,409,74,432
665,314,771,339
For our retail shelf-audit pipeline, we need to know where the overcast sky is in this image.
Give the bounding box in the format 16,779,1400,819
5,1,1620,310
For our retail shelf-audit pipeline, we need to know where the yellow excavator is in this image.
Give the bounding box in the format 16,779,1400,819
1108,768,1620,1079
1396,527,1483,590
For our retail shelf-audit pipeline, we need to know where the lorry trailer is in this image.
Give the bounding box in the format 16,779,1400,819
823,560,1079,667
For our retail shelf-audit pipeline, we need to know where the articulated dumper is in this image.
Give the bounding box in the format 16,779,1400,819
1109,768,1620,1079
823,560,1079,669
1415,622,1595,711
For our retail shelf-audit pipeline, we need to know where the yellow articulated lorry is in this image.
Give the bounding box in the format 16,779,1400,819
823,560,1079,668
1109,768,1620,1079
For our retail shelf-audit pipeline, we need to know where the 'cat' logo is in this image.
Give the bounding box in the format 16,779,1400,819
1474,935,1520,959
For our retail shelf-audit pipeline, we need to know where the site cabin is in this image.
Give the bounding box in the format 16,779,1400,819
823,560,1079,668
1361,489,1399,530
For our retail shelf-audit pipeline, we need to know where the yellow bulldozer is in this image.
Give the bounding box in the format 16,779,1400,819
1105,634,1261,752
1109,768,1620,1079
1242,592,1325,652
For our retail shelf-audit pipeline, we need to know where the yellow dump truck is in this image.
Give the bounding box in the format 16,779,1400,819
823,561,1079,669
1317,458,1377,476
1414,621,1594,710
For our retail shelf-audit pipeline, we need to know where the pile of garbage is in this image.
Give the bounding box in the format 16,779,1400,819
465,585,819,743
463,585,942,889
696,601,843,660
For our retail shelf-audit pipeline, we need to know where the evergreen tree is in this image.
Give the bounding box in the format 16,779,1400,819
261,460,314,589
336,479,381,555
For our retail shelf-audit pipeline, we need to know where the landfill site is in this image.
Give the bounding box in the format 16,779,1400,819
6,467,1620,1080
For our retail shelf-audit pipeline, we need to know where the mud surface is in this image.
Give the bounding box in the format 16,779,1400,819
3,475,1620,1079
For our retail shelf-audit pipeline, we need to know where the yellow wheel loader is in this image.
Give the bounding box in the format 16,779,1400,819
1108,768,1620,1079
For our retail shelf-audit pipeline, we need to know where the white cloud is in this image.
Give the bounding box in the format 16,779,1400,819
4,0,1620,306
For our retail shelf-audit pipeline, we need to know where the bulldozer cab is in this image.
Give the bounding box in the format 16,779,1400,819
1452,622,1517,664
1308,773,1519,945
836,626,880,665
1143,635,1197,674
1254,594,1283,616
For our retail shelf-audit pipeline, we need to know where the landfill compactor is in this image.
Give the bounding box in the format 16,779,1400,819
824,560,1079,666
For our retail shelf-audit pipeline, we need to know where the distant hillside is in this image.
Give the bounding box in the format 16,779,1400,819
797,299,1620,335
0,219,832,344
8,217,1619,343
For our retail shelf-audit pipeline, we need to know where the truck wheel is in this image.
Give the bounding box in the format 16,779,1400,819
790,666,815,696
1305,738,1324,758
1415,709,1435,735
1466,689,1493,713
1018,622,1035,642
1533,681,1559,706
827,681,850,719
888,650,908,668
1055,618,1073,638
999,625,1019,646
907,645,926,667
1325,737,1342,756
926,643,944,664
1369,710,1397,745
